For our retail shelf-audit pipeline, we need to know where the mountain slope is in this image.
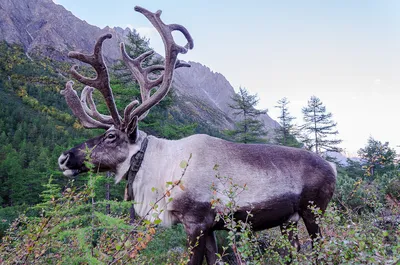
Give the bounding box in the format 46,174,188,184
0,0,129,62
0,0,279,136
173,62,279,132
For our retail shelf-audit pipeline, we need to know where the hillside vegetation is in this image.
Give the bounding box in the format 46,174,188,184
0,40,201,231
0,41,399,264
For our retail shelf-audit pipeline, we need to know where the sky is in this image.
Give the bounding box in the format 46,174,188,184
54,0,400,156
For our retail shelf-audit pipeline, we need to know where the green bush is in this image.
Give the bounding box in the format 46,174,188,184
0,206,26,239
386,178,400,201
1,164,399,264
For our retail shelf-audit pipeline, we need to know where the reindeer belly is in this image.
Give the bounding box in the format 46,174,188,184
214,192,300,231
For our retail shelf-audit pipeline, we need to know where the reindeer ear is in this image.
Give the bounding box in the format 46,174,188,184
126,115,138,142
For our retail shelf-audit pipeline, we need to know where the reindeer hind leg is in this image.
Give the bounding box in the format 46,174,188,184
205,230,218,265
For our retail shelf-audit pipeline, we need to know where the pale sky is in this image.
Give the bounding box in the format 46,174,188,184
55,0,400,156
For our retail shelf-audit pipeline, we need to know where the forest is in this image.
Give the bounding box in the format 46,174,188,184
0,35,399,264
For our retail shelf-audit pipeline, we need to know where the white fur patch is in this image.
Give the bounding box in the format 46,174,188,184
62,170,75,177
328,162,337,178
115,145,140,183
287,212,300,223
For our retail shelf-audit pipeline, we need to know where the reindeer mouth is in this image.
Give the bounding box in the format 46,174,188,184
62,169,82,177
61,166,91,177
60,163,86,176
59,153,89,177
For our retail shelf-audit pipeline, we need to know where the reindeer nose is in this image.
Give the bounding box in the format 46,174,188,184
58,153,70,166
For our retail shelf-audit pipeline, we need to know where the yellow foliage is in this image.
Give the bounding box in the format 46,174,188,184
17,87,27,97
55,125,64,131
73,121,83,130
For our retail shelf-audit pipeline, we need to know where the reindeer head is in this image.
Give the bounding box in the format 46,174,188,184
58,6,193,182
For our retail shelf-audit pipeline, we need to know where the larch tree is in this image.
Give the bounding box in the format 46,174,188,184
113,29,162,84
224,87,267,143
301,96,342,154
357,137,397,178
274,97,301,147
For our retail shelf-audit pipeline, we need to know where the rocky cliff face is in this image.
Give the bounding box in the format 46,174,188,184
173,62,279,132
0,0,129,62
0,0,279,136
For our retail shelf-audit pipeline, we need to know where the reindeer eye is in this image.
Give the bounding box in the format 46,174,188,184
107,133,116,140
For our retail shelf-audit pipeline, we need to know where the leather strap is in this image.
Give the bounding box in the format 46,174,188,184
124,137,149,201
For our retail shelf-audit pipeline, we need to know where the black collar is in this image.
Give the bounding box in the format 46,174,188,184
124,137,149,201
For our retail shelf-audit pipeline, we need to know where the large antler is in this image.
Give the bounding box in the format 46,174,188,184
61,81,113,129
61,6,193,131
120,6,193,126
60,34,121,129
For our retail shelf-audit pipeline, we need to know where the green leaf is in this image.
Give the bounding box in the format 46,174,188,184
180,160,188,169
165,181,173,187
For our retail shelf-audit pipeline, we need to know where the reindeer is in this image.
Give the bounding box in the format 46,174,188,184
58,6,336,265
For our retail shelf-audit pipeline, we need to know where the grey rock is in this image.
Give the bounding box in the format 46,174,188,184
0,0,128,62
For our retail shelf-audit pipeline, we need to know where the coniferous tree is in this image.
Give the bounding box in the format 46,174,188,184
297,131,314,151
125,30,151,57
301,96,342,154
37,176,61,207
344,158,364,179
113,29,163,85
0,145,24,206
274,97,301,147
224,87,267,143
357,137,397,178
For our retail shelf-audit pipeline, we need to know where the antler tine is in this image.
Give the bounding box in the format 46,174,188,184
68,34,121,128
80,86,96,116
134,6,194,53
120,43,152,100
81,86,116,124
121,43,190,101
139,60,191,110
123,100,140,126
120,6,193,123
168,24,194,52
61,81,112,129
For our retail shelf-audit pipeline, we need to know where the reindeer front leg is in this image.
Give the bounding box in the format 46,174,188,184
178,204,217,265
183,221,208,265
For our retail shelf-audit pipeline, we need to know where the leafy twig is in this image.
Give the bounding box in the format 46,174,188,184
108,154,192,264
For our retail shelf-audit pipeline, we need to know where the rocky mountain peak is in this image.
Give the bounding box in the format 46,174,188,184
0,0,128,62
174,61,236,114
